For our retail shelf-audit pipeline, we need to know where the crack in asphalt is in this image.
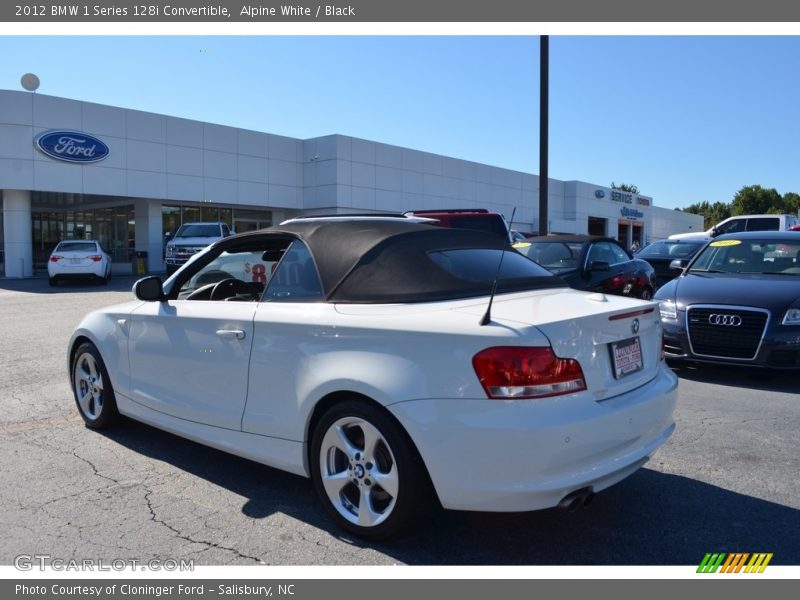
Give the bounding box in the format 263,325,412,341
72,450,121,485
143,489,265,565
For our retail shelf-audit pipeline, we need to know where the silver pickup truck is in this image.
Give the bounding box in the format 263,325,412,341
164,222,233,275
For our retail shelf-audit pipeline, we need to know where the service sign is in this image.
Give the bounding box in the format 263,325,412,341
35,130,109,164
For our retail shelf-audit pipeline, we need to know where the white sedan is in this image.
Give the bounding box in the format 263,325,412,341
68,216,677,539
48,240,112,286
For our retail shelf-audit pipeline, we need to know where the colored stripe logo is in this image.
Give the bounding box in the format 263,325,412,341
697,552,773,573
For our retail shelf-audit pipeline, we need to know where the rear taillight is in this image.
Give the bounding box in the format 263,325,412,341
472,346,587,399
49,255,63,263
89,255,102,262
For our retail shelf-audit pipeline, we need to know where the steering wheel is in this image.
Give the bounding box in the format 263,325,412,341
210,278,254,301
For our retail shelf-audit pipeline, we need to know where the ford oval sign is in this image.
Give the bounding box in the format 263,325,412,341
35,130,109,164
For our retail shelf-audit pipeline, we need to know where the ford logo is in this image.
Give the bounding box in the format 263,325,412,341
708,314,742,327
35,130,109,164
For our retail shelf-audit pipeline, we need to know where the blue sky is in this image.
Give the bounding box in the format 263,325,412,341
1,35,798,209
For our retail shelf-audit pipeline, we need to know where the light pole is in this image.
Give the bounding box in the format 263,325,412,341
539,35,549,236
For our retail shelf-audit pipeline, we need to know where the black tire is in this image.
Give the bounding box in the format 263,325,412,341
639,287,653,300
48,277,58,287
310,400,431,540
71,342,119,429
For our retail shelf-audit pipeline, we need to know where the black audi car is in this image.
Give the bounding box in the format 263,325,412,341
654,231,800,369
515,235,657,299
634,238,706,287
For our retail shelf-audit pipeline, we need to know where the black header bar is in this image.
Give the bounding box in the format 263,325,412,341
4,0,800,22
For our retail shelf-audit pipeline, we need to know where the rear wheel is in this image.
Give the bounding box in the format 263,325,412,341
48,276,58,287
71,342,119,429
310,400,430,540
639,287,653,300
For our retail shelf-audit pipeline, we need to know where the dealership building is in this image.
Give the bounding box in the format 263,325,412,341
0,89,703,278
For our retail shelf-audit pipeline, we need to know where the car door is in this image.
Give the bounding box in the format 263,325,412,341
584,241,632,295
127,249,267,430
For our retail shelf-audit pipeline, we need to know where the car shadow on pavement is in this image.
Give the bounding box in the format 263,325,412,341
99,419,800,565
0,276,142,295
669,362,798,393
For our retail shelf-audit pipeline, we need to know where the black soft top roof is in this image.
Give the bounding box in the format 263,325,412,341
227,218,562,303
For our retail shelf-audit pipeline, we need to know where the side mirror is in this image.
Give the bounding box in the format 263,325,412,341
133,276,165,301
669,258,688,274
588,260,610,272
710,227,719,238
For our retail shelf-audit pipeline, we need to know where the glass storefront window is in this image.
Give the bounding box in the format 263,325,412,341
233,208,272,234
220,208,233,228
201,206,219,222
182,206,201,224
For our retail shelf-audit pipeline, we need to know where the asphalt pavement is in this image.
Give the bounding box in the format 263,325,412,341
1,276,798,566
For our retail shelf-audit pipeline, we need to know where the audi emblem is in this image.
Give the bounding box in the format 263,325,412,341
708,314,743,327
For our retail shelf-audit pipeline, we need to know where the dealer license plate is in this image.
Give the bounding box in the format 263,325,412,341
70,258,82,264
611,336,643,379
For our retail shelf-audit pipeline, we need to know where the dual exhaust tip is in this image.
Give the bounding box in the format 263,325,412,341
557,487,596,512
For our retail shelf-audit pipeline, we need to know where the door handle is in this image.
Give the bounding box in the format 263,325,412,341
216,329,246,340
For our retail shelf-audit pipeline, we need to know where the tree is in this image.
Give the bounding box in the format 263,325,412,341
730,185,783,216
611,182,639,194
680,200,730,230
782,192,800,216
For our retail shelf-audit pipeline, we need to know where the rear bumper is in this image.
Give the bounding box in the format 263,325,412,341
388,365,678,512
48,263,106,279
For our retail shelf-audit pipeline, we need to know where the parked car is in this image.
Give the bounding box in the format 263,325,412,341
655,231,800,369
165,222,233,275
515,235,658,300
48,240,111,286
403,208,511,241
634,239,706,287
68,216,677,539
669,214,799,241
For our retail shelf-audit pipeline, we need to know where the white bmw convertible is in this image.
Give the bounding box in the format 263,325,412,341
68,216,677,539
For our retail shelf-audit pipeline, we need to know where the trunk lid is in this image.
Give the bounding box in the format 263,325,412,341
457,290,663,401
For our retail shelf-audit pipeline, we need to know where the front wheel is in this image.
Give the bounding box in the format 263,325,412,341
310,401,430,540
71,342,119,429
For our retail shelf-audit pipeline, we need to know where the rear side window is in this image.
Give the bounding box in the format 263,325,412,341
447,216,509,239
746,217,779,231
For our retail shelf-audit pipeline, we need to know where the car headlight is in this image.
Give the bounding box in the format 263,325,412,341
659,299,678,320
782,308,800,325
166,245,174,257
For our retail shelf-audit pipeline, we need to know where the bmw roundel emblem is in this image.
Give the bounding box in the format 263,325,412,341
631,318,640,334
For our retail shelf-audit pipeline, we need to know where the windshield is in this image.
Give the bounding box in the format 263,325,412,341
175,224,221,238
637,240,703,259
515,241,584,272
689,239,800,275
